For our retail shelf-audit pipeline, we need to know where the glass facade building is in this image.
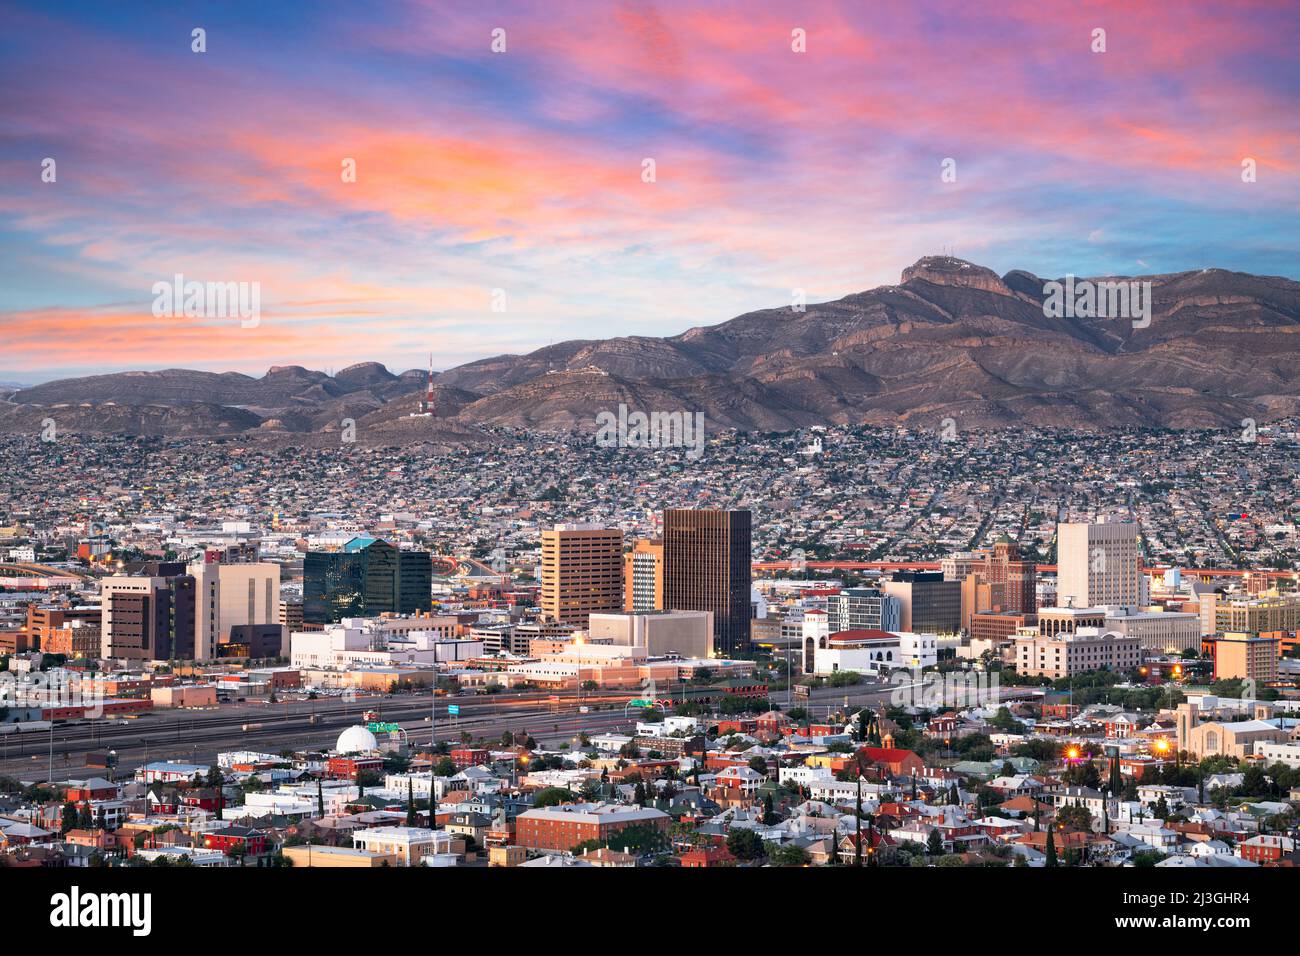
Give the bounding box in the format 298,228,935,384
303,538,432,624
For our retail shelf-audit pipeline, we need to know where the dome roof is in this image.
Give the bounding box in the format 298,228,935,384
336,725,379,754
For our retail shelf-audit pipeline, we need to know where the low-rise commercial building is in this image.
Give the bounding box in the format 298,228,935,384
1104,609,1201,653
1014,627,1141,679
351,826,464,866
1211,632,1278,683
807,629,938,676
282,844,397,867
587,609,713,659
514,802,669,853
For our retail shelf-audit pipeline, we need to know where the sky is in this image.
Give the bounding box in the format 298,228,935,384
1,0,1297,384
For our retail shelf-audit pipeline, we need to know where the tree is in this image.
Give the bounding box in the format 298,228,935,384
406,779,416,826
1056,803,1093,832
988,707,1024,734
533,787,572,808
1241,764,1269,796
1044,829,1058,868
61,801,78,834
726,828,764,861
1130,849,1165,867
926,828,944,857
606,823,667,856
768,842,808,867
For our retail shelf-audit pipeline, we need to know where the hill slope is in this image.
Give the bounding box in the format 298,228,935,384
6,256,1299,441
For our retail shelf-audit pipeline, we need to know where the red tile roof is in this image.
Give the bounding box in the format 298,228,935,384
860,747,919,764
828,629,896,643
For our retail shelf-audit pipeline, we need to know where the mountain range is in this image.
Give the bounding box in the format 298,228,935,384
6,255,1300,444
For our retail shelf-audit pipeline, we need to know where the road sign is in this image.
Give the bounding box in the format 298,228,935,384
447,704,460,716
628,698,651,708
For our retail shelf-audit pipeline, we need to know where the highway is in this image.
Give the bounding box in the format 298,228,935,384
0,677,1020,782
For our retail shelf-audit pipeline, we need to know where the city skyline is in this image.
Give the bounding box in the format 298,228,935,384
2,0,1299,909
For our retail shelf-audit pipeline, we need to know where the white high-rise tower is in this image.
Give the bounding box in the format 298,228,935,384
1056,518,1141,609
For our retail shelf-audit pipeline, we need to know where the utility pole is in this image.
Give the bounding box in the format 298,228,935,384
429,684,438,828
855,754,864,867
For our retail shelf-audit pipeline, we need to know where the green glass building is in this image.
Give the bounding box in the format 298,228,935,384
303,537,432,624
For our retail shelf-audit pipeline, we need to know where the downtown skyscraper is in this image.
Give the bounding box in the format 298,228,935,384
540,524,624,626
1056,519,1143,609
663,509,752,656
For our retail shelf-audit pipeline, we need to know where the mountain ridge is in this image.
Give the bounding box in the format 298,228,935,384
6,256,1300,442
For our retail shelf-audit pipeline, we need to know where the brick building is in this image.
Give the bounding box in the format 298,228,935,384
514,802,669,853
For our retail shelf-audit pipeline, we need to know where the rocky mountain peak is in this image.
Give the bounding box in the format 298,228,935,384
900,256,1012,295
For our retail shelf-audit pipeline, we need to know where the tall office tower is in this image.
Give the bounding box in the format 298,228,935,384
984,538,1038,615
624,538,665,612
882,571,961,634
540,524,624,626
826,587,901,633
1056,519,1141,608
663,508,752,656
303,537,432,624
190,559,281,660
101,571,196,660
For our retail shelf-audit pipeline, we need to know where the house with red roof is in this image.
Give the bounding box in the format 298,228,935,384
755,711,792,736
836,828,897,863
679,845,736,867
858,746,924,778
